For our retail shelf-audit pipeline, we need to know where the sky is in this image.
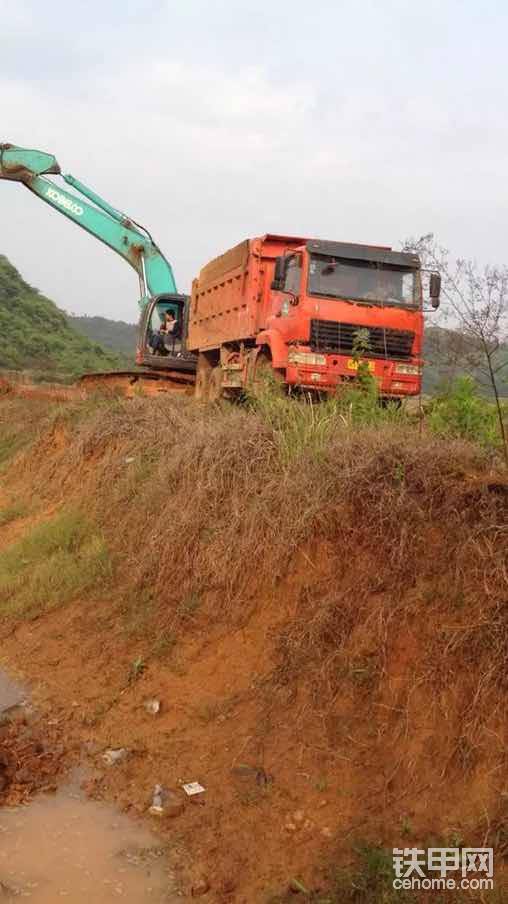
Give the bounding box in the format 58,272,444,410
1,0,507,323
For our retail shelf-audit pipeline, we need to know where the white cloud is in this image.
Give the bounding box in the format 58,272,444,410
0,0,33,31
148,61,313,122
1,1,508,322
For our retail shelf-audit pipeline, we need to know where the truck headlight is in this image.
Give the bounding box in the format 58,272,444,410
288,351,327,367
394,364,420,376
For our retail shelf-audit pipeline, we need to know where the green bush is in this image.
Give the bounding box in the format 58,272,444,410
427,376,504,448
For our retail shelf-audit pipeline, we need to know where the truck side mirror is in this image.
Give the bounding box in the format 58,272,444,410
430,272,441,309
271,256,287,291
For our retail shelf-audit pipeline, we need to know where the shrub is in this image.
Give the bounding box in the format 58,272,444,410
427,376,503,448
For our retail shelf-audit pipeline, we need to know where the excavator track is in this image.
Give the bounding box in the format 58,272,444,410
1,369,195,402
76,370,196,398
78,369,195,397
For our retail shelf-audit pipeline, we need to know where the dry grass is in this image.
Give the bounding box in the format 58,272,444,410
0,397,55,469
8,393,508,719
0,500,30,526
18,394,505,614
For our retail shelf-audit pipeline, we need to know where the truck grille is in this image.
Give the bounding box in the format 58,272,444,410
310,319,414,361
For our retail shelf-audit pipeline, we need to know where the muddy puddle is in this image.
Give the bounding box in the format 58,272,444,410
0,671,24,713
0,672,178,902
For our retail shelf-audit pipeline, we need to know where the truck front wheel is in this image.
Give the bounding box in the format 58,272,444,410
251,351,285,397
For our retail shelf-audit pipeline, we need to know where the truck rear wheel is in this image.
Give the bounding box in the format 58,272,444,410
208,366,224,402
195,354,213,401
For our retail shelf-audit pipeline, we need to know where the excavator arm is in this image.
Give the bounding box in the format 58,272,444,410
0,143,176,307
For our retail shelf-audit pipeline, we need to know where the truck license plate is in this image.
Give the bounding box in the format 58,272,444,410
346,359,375,373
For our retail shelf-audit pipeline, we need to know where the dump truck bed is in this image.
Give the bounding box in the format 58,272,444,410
188,235,305,352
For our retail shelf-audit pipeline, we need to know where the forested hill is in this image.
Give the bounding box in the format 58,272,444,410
68,314,136,360
0,256,126,381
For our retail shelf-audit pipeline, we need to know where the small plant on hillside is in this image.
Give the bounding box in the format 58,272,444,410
393,461,405,484
351,328,375,389
128,655,146,683
267,845,412,903
179,591,201,618
315,777,329,793
332,844,408,903
152,629,176,659
400,817,414,837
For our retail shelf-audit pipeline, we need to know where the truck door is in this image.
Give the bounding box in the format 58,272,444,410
278,253,303,331
284,254,302,300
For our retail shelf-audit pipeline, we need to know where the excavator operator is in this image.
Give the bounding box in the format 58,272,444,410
150,310,181,356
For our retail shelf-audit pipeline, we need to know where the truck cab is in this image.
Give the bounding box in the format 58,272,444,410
266,239,434,398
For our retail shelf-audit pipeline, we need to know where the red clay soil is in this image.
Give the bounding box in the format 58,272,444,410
0,703,70,807
1,563,508,902
0,405,507,902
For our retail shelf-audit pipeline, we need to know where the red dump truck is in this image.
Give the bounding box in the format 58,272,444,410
188,234,440,401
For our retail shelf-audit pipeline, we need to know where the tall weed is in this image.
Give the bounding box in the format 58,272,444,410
248,379,407,466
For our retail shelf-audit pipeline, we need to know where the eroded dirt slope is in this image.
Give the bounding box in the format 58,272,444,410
0,396,507,902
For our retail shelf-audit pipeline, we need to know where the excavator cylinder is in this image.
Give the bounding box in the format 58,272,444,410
63,174,127,225
0,144,61,181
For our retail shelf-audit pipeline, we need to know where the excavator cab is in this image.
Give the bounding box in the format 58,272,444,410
137,293,196,371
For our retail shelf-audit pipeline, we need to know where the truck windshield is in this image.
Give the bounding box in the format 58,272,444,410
308,255,418,307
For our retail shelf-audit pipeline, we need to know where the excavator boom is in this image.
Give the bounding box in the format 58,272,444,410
0,144,61,180
0,142,176,305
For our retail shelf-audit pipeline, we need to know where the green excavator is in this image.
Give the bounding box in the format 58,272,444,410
0,142,196,390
